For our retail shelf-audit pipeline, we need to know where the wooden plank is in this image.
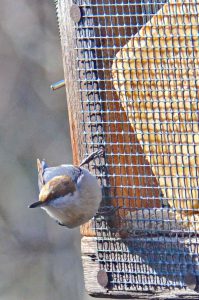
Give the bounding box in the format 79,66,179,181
81,236,199,299
57,0,81,166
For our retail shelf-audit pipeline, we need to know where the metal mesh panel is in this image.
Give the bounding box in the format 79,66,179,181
72,0,199,293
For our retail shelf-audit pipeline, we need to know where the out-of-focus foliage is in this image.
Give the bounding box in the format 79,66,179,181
0,1,91,299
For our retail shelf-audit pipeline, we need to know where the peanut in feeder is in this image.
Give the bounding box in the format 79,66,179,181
112,0,199,230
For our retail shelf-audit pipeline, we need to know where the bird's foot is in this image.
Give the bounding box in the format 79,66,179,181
79,147,104,167
95,205,121,220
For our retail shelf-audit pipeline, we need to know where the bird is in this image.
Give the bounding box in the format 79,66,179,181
29,150,103,228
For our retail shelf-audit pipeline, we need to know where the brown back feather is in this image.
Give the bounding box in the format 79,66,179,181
39,175,76,203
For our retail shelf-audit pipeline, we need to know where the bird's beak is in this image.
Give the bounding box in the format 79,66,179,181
29,201,43,208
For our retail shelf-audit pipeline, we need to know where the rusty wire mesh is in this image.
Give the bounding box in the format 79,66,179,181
73,0,199,292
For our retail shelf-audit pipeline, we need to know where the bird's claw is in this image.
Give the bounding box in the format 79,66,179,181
79,147,104,167
95,205,121,221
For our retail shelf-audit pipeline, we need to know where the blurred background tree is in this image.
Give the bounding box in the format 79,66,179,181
0,1,92,299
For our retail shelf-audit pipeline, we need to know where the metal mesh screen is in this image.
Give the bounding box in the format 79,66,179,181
72,0,199,293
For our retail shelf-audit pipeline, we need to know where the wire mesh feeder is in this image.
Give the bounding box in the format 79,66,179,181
56,0,199,298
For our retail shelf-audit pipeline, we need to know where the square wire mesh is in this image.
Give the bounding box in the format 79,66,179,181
72,0,199,292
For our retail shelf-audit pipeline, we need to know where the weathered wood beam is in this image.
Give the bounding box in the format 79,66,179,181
81,236,199,299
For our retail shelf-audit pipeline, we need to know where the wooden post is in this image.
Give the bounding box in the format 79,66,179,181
56,0,81,166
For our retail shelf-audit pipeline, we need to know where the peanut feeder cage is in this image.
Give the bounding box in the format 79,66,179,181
56,0,199,298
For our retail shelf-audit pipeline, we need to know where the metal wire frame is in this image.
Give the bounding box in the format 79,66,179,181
71,0,199,292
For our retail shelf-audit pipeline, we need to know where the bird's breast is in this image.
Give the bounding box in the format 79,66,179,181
42,191,99,228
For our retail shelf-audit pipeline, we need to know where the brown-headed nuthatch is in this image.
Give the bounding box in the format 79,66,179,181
29,150,103,228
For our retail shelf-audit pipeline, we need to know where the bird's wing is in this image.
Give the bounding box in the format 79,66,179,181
112,0,199,214
42,165,81,184
39,175,76,203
